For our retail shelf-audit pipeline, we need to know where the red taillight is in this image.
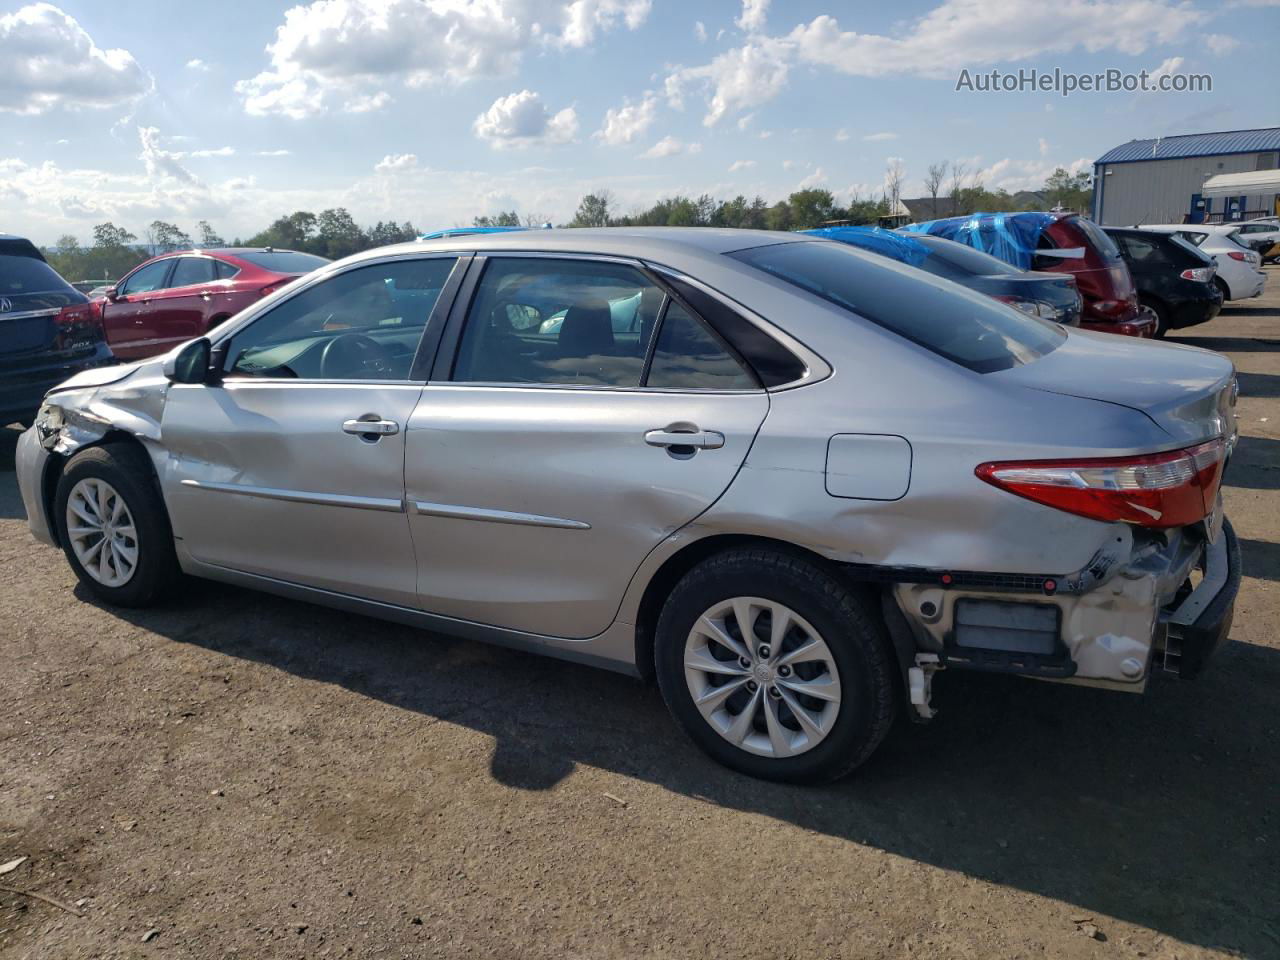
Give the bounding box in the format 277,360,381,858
259,282,282,298
1227,251,1247,262
1180,266,1215,282
976,438,1227,528
53,303,105,349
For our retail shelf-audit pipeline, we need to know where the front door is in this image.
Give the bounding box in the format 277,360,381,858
102,258,174,360
159,255,462,607
404,255,770,639
144,255,221,354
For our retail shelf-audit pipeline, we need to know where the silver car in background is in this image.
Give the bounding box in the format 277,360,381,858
16,228,1241,782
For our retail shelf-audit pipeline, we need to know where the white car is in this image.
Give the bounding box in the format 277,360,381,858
1235,219,1280,263
1135,224,1266,301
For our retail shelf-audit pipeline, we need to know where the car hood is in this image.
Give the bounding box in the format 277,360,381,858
993,328,1235,445
47,361,143,394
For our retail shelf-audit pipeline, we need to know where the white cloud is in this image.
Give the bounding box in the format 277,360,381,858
736,113,755,130
236,0,651,118
1147,55,1183,84
665,37,790,125
642,135,697,158
834,129,850,142
256,149,291,157
137,126,199,185
1038,137,1050,157
788,1,1203,78
186,58,209,71
188,146,235,158
345,90,392,113
474,89,578,149
694,20,706,42
374,153,417,173
736,0,770,33
797,167,828,189
595,94,657,145
0,3,150,114
973,154,1093,193
863,131,898,141
728,159,756,172
1205,33,1239,54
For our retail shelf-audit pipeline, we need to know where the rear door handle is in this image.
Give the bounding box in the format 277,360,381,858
644,428,725,450
343,418,400,437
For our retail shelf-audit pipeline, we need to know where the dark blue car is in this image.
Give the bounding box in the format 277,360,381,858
1,236,116,427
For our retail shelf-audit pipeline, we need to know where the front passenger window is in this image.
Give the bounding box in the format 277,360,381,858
224,257,456,381
120,259,172,295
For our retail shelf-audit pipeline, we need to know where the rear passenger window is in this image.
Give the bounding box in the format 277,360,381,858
214,260,239,280
169,257,217,287
646,301,755,390
1119,235,1166,264
452,259,664,387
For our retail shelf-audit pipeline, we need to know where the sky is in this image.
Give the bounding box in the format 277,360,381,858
1,0,1277,245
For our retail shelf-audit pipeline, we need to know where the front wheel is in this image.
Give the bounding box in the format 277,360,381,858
55,443,180,607
654,549,896,783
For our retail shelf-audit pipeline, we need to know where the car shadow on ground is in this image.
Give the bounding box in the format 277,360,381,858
1168,334,1280,353
87,570,1280,958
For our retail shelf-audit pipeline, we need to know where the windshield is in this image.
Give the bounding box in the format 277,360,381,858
235,250,330,273
728,240,1064,373
911,235,1024,279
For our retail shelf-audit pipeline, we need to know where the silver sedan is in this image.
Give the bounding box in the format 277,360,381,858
15,228,1242,782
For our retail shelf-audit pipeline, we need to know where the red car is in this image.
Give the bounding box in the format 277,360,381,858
96,248,330,360
1031,214,1157,338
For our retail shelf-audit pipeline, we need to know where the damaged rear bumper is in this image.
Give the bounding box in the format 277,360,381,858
884,516,1239,692
1153,518,1241,679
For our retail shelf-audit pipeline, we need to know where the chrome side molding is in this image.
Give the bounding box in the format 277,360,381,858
412,500,591,530
180,478,404,512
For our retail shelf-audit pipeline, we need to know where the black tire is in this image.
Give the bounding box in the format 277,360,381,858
654,549,895,784
1214,277,1231,304
55,443,180,607
1140,297,1170,338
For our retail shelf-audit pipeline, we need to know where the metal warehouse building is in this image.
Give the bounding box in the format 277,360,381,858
1092,127,1280,226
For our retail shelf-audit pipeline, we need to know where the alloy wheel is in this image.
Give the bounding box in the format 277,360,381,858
683,596,842,759
65,478,139,588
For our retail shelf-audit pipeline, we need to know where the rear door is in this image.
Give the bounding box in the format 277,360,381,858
403,254,769,639
101,258,175,359
149,255,220,350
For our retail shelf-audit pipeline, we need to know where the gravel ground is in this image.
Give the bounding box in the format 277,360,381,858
2,270,1278,959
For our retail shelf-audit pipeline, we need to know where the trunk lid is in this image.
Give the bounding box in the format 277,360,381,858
993,329,1235,445
0,291,84,356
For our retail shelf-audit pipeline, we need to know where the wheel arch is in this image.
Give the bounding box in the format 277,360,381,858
42,430,162,547
631,533,882,683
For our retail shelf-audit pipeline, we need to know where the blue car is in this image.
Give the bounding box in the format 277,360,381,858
803,226,1083,325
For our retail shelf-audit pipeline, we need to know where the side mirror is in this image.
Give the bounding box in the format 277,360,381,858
104,286,119,301
164,338,212,384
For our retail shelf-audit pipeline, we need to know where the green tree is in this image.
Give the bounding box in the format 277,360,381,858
473,210,520,227
1043,168,1092,212
765,201,794,232
246,211,318,250
147,220,191,254
786,189,837,229
195,220,224,246
569,191,613,228
315,207,363,259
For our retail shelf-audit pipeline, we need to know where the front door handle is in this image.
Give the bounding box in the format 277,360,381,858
644,428,725,450
343,417,400,437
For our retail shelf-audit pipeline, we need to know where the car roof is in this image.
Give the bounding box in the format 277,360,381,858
351,227,811,266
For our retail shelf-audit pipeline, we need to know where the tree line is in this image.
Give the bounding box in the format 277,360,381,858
40,166,1091,283
42,208,419,283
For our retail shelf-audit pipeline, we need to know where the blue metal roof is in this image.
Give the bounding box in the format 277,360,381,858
1096,127,1280,165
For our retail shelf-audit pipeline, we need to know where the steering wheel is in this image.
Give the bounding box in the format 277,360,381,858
320,333,395,379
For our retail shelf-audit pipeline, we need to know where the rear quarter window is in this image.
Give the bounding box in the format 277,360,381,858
729,240,1064,374
236,251,331,273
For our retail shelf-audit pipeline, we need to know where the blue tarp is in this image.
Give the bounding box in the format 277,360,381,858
800,226,932,267
900,212,1055,270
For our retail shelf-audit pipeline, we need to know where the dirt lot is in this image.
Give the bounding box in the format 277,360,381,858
2,271,1278,960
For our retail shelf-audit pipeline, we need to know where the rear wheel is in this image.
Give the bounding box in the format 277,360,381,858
1214,277,1231,303
55,443,180,607
1141,297,1170,338
654,549,895,783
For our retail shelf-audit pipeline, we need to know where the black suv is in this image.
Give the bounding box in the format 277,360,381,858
1,235,116,427
1103,227,1223,337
